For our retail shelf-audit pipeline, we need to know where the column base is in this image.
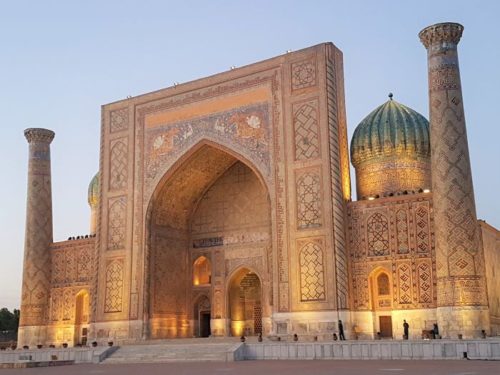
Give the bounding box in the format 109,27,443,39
437,306,490,339
17,326,48,348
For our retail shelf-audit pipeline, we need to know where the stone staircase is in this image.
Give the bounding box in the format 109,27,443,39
102,339,245,363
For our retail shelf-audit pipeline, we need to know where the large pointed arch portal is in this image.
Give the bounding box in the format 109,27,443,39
145,142,272,339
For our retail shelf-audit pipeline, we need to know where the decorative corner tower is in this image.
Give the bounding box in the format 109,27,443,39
88,173,99,235
18,128,55,347
419,23,490,337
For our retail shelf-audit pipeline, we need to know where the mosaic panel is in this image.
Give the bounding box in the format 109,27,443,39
145,103,270,182
397,263,412,305
50,289,62,321
110,107,129,133
415,205,430,254
65,249,77,283
417,261,433,304
291,58,317,90
52,252,65,284
299,241,326,302
352,263,369,310
77,248,91,281
349,210,364,259
152,234,187,314
62,289,73,320
107,197,127,250
109,140,128,191
367,212,389,256
293,101,319,160
396,209,409,254
51,243,94,286
104,260,124,313
296,172,322,229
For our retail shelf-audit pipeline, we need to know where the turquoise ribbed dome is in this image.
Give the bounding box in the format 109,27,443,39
351,95,430,167
88,173,99,208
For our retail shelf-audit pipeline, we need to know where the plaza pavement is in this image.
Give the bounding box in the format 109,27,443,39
0,360,499,375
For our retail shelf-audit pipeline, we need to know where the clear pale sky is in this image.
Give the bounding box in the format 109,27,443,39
1,1,499,310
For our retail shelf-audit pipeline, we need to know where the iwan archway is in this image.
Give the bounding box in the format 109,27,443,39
228,267,263,336
145,142,272,338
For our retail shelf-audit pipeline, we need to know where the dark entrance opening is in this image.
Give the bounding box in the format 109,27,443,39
379,316,393,338
81,327,88,346
200,312,211,337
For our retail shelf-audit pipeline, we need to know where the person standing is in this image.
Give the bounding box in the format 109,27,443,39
403,320,409,340
338,320,345,340
433,323,439,339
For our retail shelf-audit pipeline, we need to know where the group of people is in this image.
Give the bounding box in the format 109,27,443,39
403,320,438,340
333,319,439,340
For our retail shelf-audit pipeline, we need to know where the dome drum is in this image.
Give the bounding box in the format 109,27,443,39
355,156,431,199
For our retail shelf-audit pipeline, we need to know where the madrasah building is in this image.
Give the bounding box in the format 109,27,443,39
17,22,499,347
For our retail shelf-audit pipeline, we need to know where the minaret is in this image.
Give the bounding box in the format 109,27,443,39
419,23,489,338
18,128,55,347
88,173,99,235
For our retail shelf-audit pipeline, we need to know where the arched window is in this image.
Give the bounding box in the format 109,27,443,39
193,256,211,286
377,273,390,296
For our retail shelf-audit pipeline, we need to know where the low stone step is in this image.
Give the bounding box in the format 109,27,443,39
102,342,243,364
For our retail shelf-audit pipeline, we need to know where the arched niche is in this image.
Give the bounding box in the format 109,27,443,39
369,268,393,338
144,142,271,339
193,256,212,286
74,289,89,345
227,267,262,337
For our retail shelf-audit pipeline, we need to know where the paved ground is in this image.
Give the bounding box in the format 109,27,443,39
1,360,499,375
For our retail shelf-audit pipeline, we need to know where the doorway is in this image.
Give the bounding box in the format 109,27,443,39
379,316,393,338
194,295,211,337
200,312,211,337
74,290,89,346
80,327,88,346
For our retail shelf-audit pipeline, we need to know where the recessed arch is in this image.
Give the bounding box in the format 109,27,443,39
74,289,89,346
368,267,393,310
227,267,263,337
368,267,394,338
145,137,271,211
193,256,212,286
144,141,272,339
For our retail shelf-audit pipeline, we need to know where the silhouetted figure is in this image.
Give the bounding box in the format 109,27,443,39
403,320,409,340
338,320,345,340
433,323,439,339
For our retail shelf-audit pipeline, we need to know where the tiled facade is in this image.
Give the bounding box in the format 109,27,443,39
17,25,499,347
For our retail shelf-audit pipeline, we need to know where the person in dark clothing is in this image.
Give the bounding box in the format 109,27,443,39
403,320,409,340
433,323,439,339
338,320,346,340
